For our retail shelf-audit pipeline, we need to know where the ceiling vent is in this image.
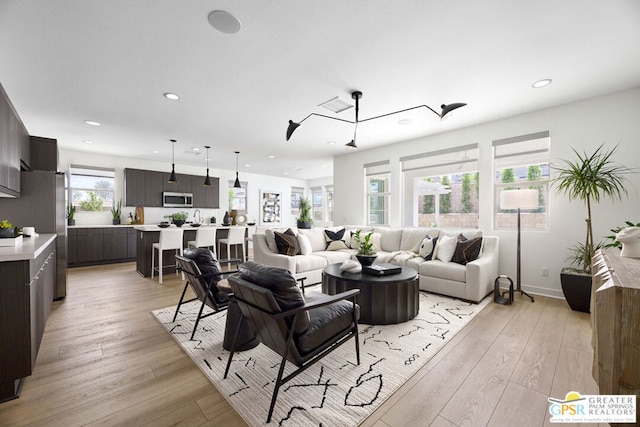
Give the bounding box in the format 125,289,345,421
318,96,353,114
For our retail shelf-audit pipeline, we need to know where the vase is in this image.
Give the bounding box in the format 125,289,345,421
356,254,377,267
223,211,231,225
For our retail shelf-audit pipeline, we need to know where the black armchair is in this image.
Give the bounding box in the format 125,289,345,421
223,261,360,423
174,248,239,340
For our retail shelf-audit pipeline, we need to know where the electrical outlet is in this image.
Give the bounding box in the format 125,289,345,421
542,267,549,277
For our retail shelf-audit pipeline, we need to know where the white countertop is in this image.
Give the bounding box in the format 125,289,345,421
68,224,136,228
133,224,248,231
0,233,57,262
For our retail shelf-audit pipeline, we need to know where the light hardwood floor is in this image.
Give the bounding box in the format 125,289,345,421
0,262,601,426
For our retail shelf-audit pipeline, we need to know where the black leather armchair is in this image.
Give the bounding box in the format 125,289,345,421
223,261,360,423
174,248,239,340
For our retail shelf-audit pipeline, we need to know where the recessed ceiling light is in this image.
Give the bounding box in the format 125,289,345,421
83,140,94,144
398,118,413,125
283,172,289,175
532,79,552,88
163,92,180,100
191,147,200,152
244,164,251,168
268,155,275,159
208,10,242,34
84,120,100,126
327,141,336,146
152,150,160,154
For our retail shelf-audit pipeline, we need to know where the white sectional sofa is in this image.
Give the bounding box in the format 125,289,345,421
253,226,499,303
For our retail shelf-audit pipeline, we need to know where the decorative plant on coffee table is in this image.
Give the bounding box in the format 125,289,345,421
551,143,634,312
164,211,189,227
0,219,16,238
111,200,122,225
354,229,377,266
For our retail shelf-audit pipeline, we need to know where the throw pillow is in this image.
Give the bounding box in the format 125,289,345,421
452,234,483,265
264,228,285,253
324,227,349,251
274,228,300,256
435,234,457,262
238,260,309,333
419,236,438,260
297,233,313,255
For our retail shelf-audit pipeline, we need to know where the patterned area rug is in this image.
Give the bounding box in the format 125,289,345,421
152,290,489,426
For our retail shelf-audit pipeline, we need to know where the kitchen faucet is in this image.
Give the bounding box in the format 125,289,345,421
193,209,201,224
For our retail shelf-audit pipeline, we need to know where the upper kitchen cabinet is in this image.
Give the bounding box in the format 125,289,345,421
29,136,58,171
193,176,220,208
0,83,30,197
124,168,163,207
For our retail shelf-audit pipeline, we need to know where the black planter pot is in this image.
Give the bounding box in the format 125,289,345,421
297,220,312,229
356,254,377,267
173,220,185,227
0,227,16,238
67,219,75,226
112,218,121,225
560,268,592,313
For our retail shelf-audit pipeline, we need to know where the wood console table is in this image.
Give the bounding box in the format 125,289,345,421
591,249,640,417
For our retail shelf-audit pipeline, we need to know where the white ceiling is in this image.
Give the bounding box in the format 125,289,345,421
1,0,639,180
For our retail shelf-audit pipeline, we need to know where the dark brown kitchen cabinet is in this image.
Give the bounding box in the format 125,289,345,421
0,82,29,197
144,170,163,207
192,176,220,208
76,228,104,264
68,227,137,267
162,172,192,194
0,238,55,401
124,168,145,207
125,168,219,208
29,136,58,171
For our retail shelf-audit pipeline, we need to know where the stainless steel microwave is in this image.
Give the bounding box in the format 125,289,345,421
163,192,193,208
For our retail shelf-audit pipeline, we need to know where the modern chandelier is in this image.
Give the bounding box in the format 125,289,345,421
286,91,466,148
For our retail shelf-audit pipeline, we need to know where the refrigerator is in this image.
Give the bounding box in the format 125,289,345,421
0,170,67,299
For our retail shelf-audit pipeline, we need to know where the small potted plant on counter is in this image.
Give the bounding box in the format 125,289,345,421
111,200,122,225
0,219,17,238
353,229,377,266
164,211,188,227
67,203,76,226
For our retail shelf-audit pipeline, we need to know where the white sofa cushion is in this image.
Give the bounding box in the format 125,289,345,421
297,233,313,255
294,254,328,273
400,228,433,252
420,260,466,282
435,234,457,262
313,249,355,264
374,228,403,252
298,228,327,252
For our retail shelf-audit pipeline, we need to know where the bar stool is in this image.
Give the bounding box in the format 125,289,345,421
152,228,184,284
218,226,246,266
188,227,217,254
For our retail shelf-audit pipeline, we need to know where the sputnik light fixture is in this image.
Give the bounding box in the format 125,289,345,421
233,151,241,188
168,139,178,183
286,91,467,147
203,145,212,186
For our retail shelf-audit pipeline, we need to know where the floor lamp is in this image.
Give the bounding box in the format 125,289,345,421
500,188,538,302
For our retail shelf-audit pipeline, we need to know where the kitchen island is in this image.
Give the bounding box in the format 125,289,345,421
0,234,57,401
133,225,248,278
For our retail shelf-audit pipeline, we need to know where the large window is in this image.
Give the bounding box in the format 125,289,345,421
228,181,247,214
325,185,334,222
493,131,550,230
311,187,323,221
291,186,304,216
368,174,390,225
401,145,479,228
69,165,115,211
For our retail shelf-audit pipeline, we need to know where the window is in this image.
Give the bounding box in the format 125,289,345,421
291,186,304,216
69,165,115,211
228,181,247,214
401,145,479,228
325,185,334,222
311,186,323,221
365,160,391,226
493,131,550,230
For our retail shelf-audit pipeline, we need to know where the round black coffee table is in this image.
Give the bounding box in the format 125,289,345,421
322,263,419,325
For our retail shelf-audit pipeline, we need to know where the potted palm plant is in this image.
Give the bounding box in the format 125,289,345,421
67,203,76,226
552,144,634,312
296,197,313,229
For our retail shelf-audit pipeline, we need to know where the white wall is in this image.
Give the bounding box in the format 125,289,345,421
334,87,640,298
58,149,308,228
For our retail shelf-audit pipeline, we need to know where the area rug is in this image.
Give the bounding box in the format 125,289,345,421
152,290,489,426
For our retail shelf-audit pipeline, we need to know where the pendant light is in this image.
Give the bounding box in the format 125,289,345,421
233,151,241,188
168,139,177,183
203,145,212,186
